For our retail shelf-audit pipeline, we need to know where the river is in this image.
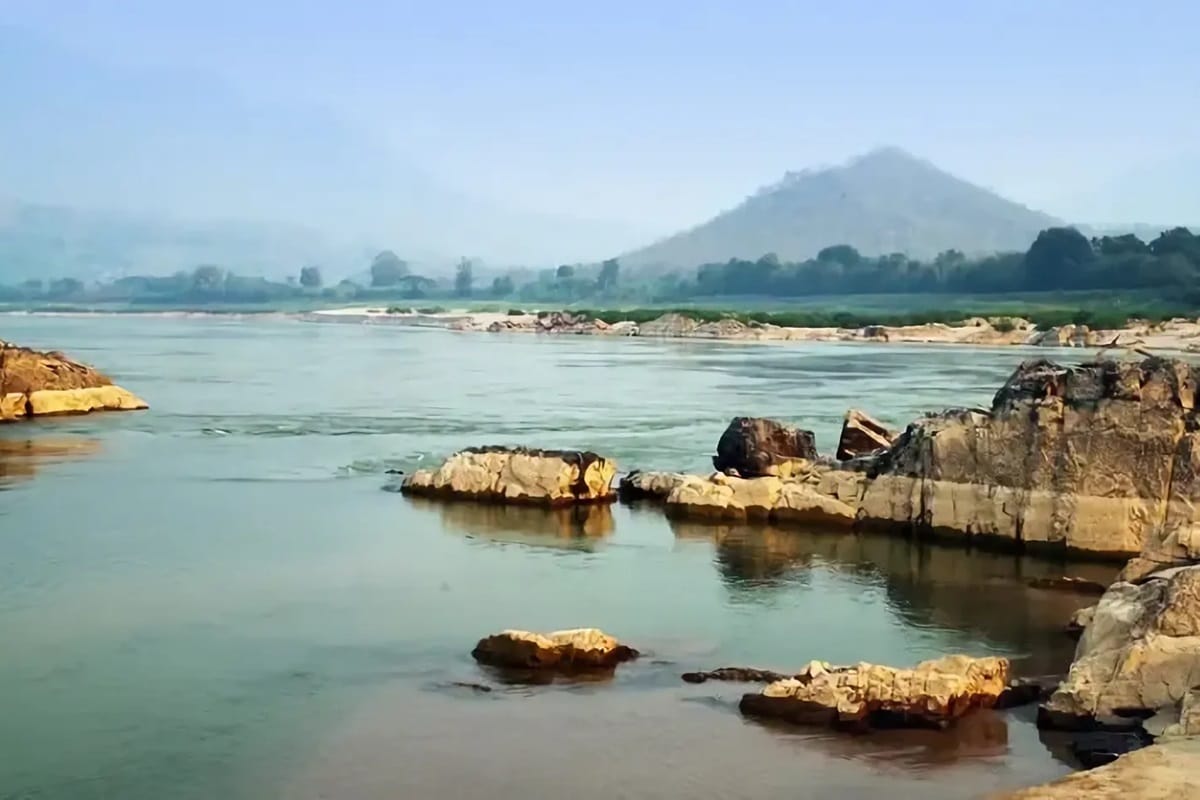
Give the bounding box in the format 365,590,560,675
0,315,1113,799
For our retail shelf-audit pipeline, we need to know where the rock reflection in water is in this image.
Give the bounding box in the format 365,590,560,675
671,520,1118,675
409,498,614,551
747,707,1011,768
0,436,101,489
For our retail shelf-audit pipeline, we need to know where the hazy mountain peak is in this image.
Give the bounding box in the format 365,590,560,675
622,149,1060,268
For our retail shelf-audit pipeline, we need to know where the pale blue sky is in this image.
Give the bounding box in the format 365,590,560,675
2,0,1198,251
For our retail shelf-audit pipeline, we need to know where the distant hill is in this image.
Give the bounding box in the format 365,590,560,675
0,26,651,273
621,148,1061,268
0,200,373,283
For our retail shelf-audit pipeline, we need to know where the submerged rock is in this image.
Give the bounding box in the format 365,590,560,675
738,654,1009,730
991,737,1200,798
712,417,818,477
681,667,792,684
400,447,617,506
0,341,147,422
836,408,896,460
471,628,638,671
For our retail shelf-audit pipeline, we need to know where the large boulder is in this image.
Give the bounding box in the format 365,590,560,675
471,628,638,671
738,654,1009,730
836,408,896,460
0,341,147,422
401,447,617,506
858,357,1200,558
990,737,1200,799
1040,564,1200,728
712,417,818,477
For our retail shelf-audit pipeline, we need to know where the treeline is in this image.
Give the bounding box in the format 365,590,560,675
688,227,1200,298
3,226,1198,308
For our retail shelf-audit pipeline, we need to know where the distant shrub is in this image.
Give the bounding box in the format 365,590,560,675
386,306,411,314
415,306,445,315
506,308,526,316
993,318,1016,333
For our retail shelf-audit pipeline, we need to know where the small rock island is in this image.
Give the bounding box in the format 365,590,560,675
0,340,148,422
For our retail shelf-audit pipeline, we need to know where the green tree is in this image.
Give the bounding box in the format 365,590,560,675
1149,228,1200,264
491,275,515,296
299,266,323,288
454,258,474,297
48,277,84,297
556,264,575,279
1093,234,1150,257
817,244,861,266
1024,227,1095,289
598,258,620,291
370,250,410,287
191,265,225,291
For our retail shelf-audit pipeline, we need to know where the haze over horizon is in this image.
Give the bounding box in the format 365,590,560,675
2,0,1198,266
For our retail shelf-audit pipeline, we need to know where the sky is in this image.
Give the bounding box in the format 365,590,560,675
1,0,1198,257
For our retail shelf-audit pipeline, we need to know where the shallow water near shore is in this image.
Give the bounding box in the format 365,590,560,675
1,316,1119,799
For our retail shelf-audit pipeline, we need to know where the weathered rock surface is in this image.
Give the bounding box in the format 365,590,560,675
712,417,818,477
624,357,1200,560
617,470,689,501
401,447,617,506
665,471,858,526
991,737,1200,799
858,357,1200,558
0,341,147,422
1041,565,1200,728
738,654,1009,729
471,628,638,671
836,408,896,460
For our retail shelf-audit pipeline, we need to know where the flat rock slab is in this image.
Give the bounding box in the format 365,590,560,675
401,447,617,506
739,654,1009,730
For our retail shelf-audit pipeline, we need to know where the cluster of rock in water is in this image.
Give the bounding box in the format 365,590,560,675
0,340,147,423
460,309,1184,352
403,355,1200,796
8,336,1198,794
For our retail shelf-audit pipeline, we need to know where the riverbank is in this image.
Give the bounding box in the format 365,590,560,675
304,306,1200,351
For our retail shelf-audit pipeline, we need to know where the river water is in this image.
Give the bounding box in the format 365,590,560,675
0,315,1115,799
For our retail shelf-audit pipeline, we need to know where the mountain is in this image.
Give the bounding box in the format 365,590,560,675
0,27,650,275
0,200,374,283
621,148,1061,268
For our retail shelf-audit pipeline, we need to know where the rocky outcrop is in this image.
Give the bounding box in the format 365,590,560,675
1029,324,1101,348
738,654,1009,730
0,341,147,422
1040,564,1200,728
401,447,617,506
857,357,1200,558
991,737,1200,799
836,408,895,460
623,357,1200,559
664,471,859,525
471,628,638,671
712,417,817,477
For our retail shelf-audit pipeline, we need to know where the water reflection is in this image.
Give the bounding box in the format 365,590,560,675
409,498,614,551
745,707,1012,768
671,520,1116,675
0,436,102,489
